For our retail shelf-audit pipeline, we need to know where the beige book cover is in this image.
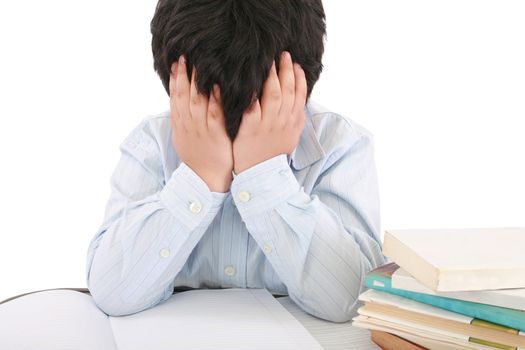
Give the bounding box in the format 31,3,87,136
382,227,525,292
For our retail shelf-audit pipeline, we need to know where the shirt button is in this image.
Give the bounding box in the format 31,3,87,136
224,265,236,277
159,248,170,258
189,201,202,213
238,190,251,202
263,244,273,254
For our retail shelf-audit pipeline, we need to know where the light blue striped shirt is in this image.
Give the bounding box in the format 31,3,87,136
85,99,385,322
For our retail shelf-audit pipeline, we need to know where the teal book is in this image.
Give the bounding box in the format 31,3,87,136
364,263,525,333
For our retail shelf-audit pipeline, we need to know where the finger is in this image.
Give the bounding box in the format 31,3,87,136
241,96,261,131
169,61,180,127
207,84,225,132
189,65,208,131
277,51,295,125
260,60,281,126
292,62,307,124
175,55,192,130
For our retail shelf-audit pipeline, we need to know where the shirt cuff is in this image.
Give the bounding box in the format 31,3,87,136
231,154,300,218
159,162,228,231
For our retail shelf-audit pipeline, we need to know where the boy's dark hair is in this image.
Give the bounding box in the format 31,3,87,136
151,0,326,141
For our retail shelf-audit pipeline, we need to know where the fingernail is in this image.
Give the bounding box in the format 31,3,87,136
282,51,290,60
213,84,220,99
171,61,178,74
179,55,185,65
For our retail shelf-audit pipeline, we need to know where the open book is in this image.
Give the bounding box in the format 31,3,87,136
0,287,378,350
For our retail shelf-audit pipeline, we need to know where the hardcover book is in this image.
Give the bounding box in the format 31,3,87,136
383,227,525,292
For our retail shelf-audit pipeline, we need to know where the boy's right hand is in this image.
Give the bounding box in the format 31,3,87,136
169,55,233,193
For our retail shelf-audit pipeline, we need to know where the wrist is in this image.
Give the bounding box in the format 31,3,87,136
204,171,232,193
234,155,281,175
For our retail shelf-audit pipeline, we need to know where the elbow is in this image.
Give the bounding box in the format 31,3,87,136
87,275,158,317
324,310,353,323
86,248,154,316
104,303,153,317
320,285,363,323
292,289,358,323
326,264,368,323
87,267,168,317
342,292,363,322
89,286,155,317
330,288,363,323
94,301,134,317
309,302,355,323
88,275,173,317
321,258,377,323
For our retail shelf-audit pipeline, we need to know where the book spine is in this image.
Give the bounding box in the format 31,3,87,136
370,330,428,350
469,337,516,350
364,275,525,333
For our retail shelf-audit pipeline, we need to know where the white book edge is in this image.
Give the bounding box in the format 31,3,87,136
358,289,474,324
352,315,503,350
357,290,525,347
358,306,469,341
358,305,525,348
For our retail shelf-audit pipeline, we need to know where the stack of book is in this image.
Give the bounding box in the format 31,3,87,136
352,227,525,350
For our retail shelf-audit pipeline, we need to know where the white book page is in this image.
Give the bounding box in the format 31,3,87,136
358,289,473,324
0,289,116,350
109,288,323,350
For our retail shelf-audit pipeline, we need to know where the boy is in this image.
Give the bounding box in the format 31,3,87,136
86,0,385,322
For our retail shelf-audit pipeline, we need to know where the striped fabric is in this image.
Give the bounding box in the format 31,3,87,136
85,99,386,322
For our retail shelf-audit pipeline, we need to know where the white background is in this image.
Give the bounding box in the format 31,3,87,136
0,1,523,302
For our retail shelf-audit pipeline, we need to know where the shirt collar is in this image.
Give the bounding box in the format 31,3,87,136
287,102,327,170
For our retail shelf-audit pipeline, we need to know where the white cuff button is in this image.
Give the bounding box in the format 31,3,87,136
238,190,251,202
224,265,236,276
263,244,273,254
159,248,170,258
189,201,202,213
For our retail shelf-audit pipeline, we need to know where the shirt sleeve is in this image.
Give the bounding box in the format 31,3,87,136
230,128,386,322
85,120,228,316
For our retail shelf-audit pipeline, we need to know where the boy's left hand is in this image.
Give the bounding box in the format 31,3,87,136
232,51,308,175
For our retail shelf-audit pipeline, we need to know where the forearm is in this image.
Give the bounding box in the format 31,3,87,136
231,154,385,322
241,197,382,322
86,162,226,316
